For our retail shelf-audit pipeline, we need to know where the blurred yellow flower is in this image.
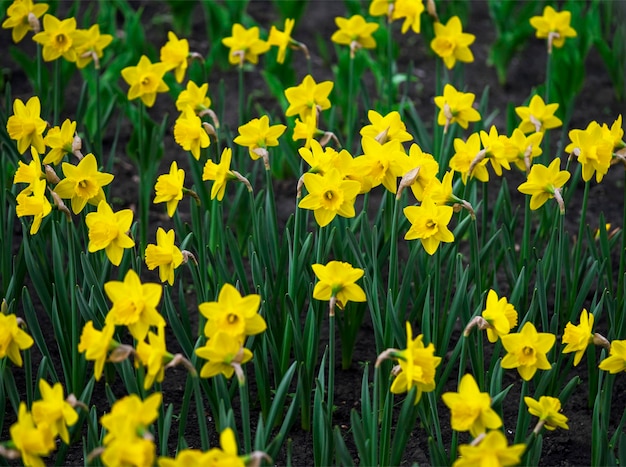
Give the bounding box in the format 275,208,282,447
598,340,626,373
145,227,184,286
233,115,286,160
284,74,334,120
442,374,502,437
2,0,48,43
393,0,425,34
454,430,525,467
434,84,481,131
32,14,82,62
505,128,543,172
158,449,213,467
85,200,135,266
14,147,44,194
222,23,269,66
6,96,47,154
16,178,51,235
404,197,454,255
154,161,185,217
121,55,170,107
311,260,366,310
515,95,562,134
430,16,475,69
173,108,210,160
404,143,439,201
566,121,613,183
206,428,245,466
78,320,116,381
43,119,77,165
9,402,55,467
530,5,577,52
481,289,518,343
501,322,555,381
524,396,569,431
369,0,395,17
175,81,211,114
0,312,34,367
195,330,253,381
331,15,379,56
518,158,570,212
479,125,512,176
268,18,295,64
135,325,168,389
74,24,113,69
202,147,236,201
293,113,319,148
32,380,78,444
160,31,189,83
449,133,488,184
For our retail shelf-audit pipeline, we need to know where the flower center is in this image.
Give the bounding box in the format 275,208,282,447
226,313,239,325
518,346,537,366
76,178,99,199
433,37,455,57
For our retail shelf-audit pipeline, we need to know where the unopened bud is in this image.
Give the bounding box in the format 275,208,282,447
202,121,217,139
231,170,253,193
181,250,197,266
463,315,490,337
375,348,399,368
246,451,273,467
108,344,134,363
593,333,611,352
427,0,439,22
45,165,61,184
72,134,83,160
375,127,390,144
553,188,565,215
468,149,487,178
28,12,41,34
49,189,72,221
397,166,420,200
319,131,341,148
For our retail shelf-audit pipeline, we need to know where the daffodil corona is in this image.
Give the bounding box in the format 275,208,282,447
501,322,555,381
403,197,454,255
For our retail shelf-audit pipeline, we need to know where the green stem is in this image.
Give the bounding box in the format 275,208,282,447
346,56,356,153
53,58,61,125
387,197,401,296
238,65,245,126
481,182,488,247
521,195,532,266
553,211,565,333
573,181,590,280
328,310,335,431
514,380,529,444
68,223,80,394
264,167,279,269
95,67,103,158
386,19,393,112
618,170,626,304
449,338,468,464
239,376,251,453
470,217,482,305
36,44,43,99
138,103,148,254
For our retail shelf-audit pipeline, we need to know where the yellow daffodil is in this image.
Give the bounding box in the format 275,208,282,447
222,23,269,66
198,283,265,340
442,374,503,437
145,227,184,286
0,313,34,367
158,449,214,467
449,133,489,184
173,108,210,160
298,140,355,179
77,320,116,381
6,96,47,154
31,380,78,444
515,95,562,134
423,170,458,206
434,84,481,131
393,0,425,34
195,330,253,381
530,5,577,53
369,0,396,17
202,147,237,201
298,168,361,227
404,143,439,201
43,119,77,165
501,321,555,381
360,110,412,144
154,161,185,217
331,15,379,56
561,309,594,366
454,430,525,467
479,125,512,176
599,340,626,373
293,113,319,148
101,437,156,467
206,428,246,467
233,115,286,161
431,16,475,69
524,396,569,431
390,322,441,404
2,0,48,43
104,269,164,341
353,136,408,194
505,128,543,172
604,114,624,150
268,18,296,64
74,24,113,69
16,178,51,235
404,197,454,255
121,55,170,107
85,200,135,266
160,31,189,83
9,402,56,467
32,14,82,62
566,121,613,183
14,147,44,194
284,74,334,120
518,158,570,212
175,81,212,114
481,289,518,343
53,153,114,214
135,325,169,389
311,260,366,310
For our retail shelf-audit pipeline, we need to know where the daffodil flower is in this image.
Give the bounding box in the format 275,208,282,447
501,321,555,381
284,74,334,121
331,14,379,56
9,403,56,467
434,84,481,132
74,24,113,69
31,380,79,444
311,260,366,311
393,0,425,34
430,16,475,69
32,14,82,62
121,55,170,107
160,31,189,83
78,320,116,381
222,23,269,67
16,178,52,235
43,119,77,165
154,161,185,217
195,331,253,383
481,289,518,343
453,430,525,467
515,95,562,134
145,228,184,286
175,81,212,114
403,196,455,255
530,5,577,53
524,396,569,432
565,121,613,183
173,109,211,160
449,133,489,184
2,0,48,43
268,18,296,64
518,158,570,212
360,110,413,144
6,96,47,154
85,200,135,266
0,313,34,367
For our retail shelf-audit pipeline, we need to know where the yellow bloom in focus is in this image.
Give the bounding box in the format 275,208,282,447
423,170,458,206
268,18,295,64
104,269,165,341
173,108,210,160
524,396,569,431
175,81,211,114
393,0,425,34
160,31,189,83
73,24,113,69
195,330,253,380
360,110,412,144
404,197,454,255
202,147,236,201
154,161,185,217
479,125,512,176
481,289,518,343
442,374,502,437
598,340,626,373
78,320,115,381
145,227,184,286
121,55,170,107
390,322,441,404
198,283,265,340
233,115,286,160
32,14,82,62
299,140,355,177
518,158,570,211
566,121,613,183
43,119,77,165
449,133,489,184
16,178,52,235
293,113,319,148
530,5,577,52
298,168,361,227
404,143,439,201
431,16,475,69
14,147,44,194
284,74,334,120
6,96,47,154
85,200,135,266
331,15,379,54
135,326,169,389
506,128,543,172
353,136,408,194
501,321,555,381
222,23,269,66
434,84,481,131
0,312,34,367
2,0,48,43
31,379,79,444
9,402,55,467
53,153,114,214
515,95,562,134
311,260,366,310
454,430,525,467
